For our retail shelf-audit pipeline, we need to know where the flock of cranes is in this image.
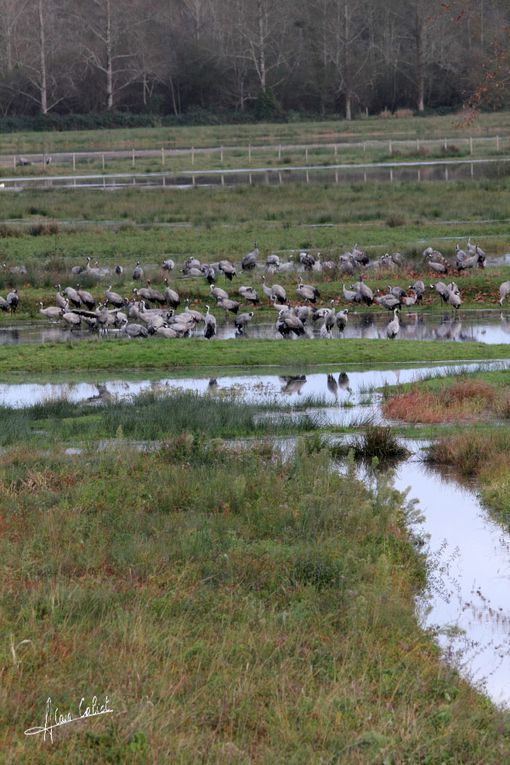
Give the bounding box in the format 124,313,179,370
3,237,510,341
33,271,465,340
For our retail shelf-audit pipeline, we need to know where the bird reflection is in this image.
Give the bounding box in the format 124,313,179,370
499,313,510,336
338,372,352,395
87,383,114,404
327,373,338,399
435,316,462,341
279,375,307,395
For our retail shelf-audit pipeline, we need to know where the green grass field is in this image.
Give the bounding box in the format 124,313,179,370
2,111,510,155
0,177,508,232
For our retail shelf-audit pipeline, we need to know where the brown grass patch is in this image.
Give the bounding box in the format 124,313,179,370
383,381,498,423
447,380,496,403
427,431,510,482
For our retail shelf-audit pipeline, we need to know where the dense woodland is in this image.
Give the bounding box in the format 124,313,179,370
0,0,509,121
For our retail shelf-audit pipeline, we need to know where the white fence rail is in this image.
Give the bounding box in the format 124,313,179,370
1,156,509,192
0,134,508,172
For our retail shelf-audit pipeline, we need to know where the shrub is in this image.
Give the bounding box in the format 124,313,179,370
28,222,60,236
386,214,406,227
394,108,414,119
442,144,461,155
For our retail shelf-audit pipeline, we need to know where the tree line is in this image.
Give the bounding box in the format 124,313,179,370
0,0,508,121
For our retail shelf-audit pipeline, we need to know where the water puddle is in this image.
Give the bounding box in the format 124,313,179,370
2,310,510,345
393,454,510,707
2,361,508,417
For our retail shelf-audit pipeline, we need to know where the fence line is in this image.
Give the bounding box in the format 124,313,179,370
1,134,509,171
1,156,509,192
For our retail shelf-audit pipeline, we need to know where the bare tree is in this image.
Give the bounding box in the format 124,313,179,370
75,0,145,110
3,0,74,114
313,0,372,119
234,0,291,98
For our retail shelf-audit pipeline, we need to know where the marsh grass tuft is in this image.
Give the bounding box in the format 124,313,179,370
332,425,409,463
425,429,510,530
0,390,322,446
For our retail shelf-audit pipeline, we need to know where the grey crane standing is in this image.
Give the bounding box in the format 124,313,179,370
132,261,144,281
386,307,400,339
203,305,217,339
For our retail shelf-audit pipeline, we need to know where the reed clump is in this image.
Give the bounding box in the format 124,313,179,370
331,425,409,463
0,391,321,446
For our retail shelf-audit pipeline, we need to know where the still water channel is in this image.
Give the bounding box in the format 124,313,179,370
2,310,510,345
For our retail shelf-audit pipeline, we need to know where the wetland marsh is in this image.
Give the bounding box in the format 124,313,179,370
4,116,510,763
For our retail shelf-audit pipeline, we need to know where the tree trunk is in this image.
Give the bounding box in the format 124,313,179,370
105,0,113,110
142,72,146,106
38,0,48,114
169,76,179,115
345,92,352,120
343,1,352,120
480,0,485,53
415,8,425,112
257,0,267,92
6,21,12,71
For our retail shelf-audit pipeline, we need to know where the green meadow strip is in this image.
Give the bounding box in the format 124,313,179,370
1,338,510,377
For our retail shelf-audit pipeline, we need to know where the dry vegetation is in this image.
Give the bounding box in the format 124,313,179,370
383,380,510,424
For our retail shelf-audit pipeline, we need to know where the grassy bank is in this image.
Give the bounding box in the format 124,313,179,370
1,337,510,377
2,435,509,763
383,379,510,424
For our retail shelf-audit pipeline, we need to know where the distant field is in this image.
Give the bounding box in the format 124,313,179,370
0,183,509,251
0,178,509,234
1,112,510,156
